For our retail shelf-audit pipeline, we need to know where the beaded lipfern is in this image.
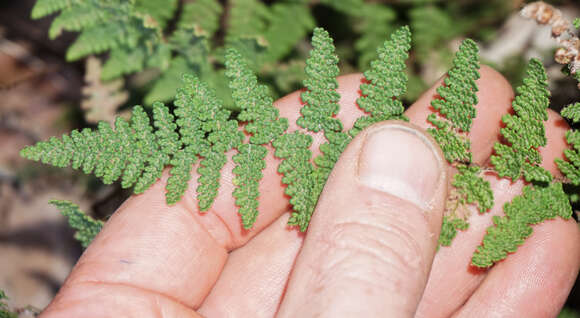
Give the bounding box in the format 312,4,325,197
471,60,573,268
21,27,578,270
51,200,104,248
426,38,493,246
490,59,553,183
556,102,580,185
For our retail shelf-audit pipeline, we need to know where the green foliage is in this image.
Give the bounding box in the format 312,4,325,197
0,290,17,318
561,102,580,123
452,165,493,213
556,103,580,185
352,4,396,69
427,38,480,150
574,18,580,29
490,59,553,183
225,48,288,227
279,28,350,230
179,0,222,36
472,182,572,268
20,22,579,269
350,26,411,137
425,38,494,248
439,216,469,247
50,200,103,248
21,75,242,210
410,6,454,62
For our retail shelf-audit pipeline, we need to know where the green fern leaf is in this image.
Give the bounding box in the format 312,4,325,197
298,28,342,133
351,26,411,137
179,0,222,36
49,3,108,39
273,132,315,219
175,74,244,210
490,59,552,183
427,114,471,163
226,48,288,228
353,4,396,69
101,46,148,81
262,3,314,63
410,6,454,62
556,119,580,185
31,0,80,19
472,182,572,268
134,0,178,28
429,39,479,133
561,102,580,123
66,21,126,61
439,216,469,247
226,0,270,43
50,200,103,248
452,165,493,213
281,28,351,231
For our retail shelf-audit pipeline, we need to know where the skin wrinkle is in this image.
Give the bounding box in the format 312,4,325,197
327,210,430,274
55,280,195,315
324,221,418,273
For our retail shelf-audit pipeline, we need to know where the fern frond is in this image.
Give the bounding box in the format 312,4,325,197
272,132,315,225
226,0,270,43
66,20,127,61
101,46,148,81
225,48,288,228
353,4,396,69
145,26,213,105
556,104,580,185
280,28,350,231
49,3,108,39
429,39,480,133
472,182,572,268
31,0,80,19
561,102,580,123
298,28,342,133
426,39,479,164
350,26,411,137
50,200,103,248
179,0,222,36
490,59,552,183
133,0,178,28
175,74,244,210
439,216,469,247
452,165,493,213
410,6,454,62
262,3,314,63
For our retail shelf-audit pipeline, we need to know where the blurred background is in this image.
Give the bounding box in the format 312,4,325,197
0,0,579,316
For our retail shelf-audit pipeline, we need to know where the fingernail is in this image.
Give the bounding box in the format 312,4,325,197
358,123,445,209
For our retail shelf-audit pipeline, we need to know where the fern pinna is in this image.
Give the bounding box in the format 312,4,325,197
21,27,578,268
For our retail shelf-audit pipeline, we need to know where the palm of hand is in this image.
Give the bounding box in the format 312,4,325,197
42,67,580,317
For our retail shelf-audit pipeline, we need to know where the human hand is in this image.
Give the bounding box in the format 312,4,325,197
41,66,580,317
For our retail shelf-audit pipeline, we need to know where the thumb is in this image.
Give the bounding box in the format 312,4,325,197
277,121,448,317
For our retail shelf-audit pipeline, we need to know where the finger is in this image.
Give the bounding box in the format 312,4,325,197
196,66,516,317
41,281,201,318
277,122,448,317
42,74,367,315
198,213,304,317
452,111,580,317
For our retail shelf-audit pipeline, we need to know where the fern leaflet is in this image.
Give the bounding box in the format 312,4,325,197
51,200,103,248
490,59,552,183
